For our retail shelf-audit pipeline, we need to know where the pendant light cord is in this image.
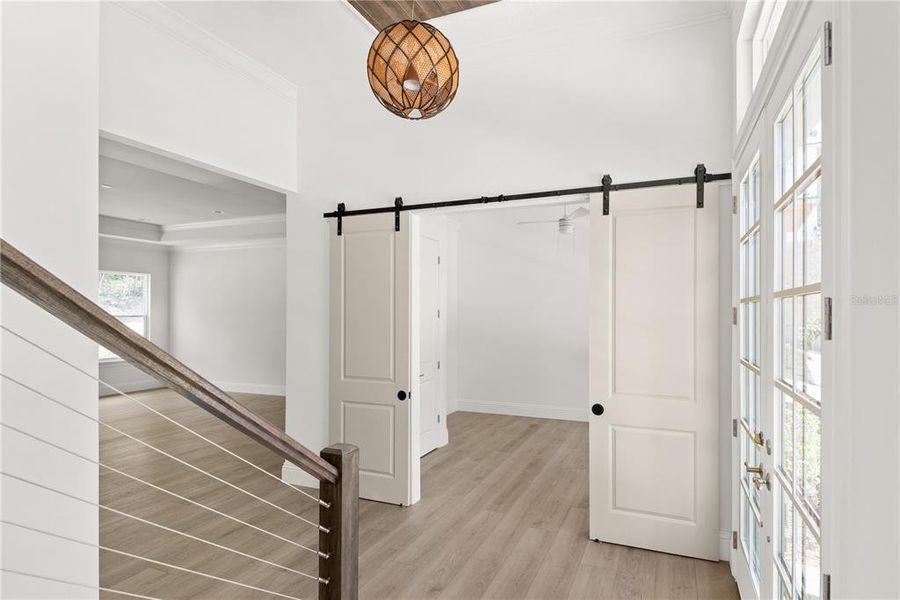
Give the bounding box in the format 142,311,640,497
411,0,416,20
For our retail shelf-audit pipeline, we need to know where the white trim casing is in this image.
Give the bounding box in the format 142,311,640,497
720,530,732,561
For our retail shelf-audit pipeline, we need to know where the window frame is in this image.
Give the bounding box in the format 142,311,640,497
98,270,151,363
736,0,790,131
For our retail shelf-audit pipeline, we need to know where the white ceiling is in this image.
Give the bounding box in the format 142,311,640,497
99,139,286,226
163,1,730,88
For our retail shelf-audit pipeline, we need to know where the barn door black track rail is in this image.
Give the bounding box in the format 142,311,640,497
325,164,731,234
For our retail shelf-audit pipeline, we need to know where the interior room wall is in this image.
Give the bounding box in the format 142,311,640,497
452,205,589,421
0,2,100,597
280,2,734,479
169,242,286,395
99,1,298,192
829,2,900,596
98,238,171,394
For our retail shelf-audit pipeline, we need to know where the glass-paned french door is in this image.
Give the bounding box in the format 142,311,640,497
773,47,822,600
739,155,764,587
733,5,830,600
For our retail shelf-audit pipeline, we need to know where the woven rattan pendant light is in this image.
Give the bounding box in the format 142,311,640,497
366,16,459,120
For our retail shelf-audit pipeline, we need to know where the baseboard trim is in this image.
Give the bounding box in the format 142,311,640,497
719,530,731,561
455,399,587,422
282,461,319,490
214,381,286,396
98,379,160,396
99,380,285,397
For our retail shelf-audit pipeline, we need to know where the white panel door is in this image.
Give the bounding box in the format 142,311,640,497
330,212,420,506
589,184,719,561
419,234,442,456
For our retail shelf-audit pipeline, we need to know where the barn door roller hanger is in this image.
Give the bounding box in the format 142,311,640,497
327,164,730,234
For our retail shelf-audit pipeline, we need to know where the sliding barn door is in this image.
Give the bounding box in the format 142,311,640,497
589,184,719,560
330,212,420,506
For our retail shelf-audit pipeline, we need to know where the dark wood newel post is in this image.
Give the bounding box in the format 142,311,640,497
319,444,359,600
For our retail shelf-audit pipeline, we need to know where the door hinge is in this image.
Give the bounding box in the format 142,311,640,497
437,255,441,265
824,21,833,66
732,195,738,215
437,360,441,370
732,418,738,438
824,296,833,340
822,573,832,600
732,531,738,550
732,306,738,326
437,309,441,318
437,414,441,423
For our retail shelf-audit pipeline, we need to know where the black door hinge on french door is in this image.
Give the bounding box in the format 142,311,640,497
822,573,832,600
824,21,833,66
824,297,833,340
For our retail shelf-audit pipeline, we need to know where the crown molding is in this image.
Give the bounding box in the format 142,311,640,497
341,0,378,35
110,1,298,102
161,213,286,233
99,213,286,248
99,215,164,242
171,237,287,253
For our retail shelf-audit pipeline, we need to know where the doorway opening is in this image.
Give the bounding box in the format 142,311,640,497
415,200,591,467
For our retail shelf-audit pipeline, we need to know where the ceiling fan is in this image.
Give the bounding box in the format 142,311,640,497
517,204,590,235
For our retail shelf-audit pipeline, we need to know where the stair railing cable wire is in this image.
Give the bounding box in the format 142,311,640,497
0,238,359,600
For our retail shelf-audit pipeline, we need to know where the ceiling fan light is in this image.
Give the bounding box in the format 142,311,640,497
559,220,575,235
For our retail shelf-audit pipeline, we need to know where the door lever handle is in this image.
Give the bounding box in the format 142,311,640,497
753,473,771,491
743,462,763,475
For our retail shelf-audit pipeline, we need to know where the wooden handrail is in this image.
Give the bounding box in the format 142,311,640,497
0,238,338,484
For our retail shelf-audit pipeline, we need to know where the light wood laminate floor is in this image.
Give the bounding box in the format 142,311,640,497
99,390,738,599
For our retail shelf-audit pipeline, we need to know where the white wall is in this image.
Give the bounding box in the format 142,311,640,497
0,2,100,597
281,1,733,468
170,242,286,395
452,205,589,421
99,2,298,192
830,2,900,596
98,238,171,394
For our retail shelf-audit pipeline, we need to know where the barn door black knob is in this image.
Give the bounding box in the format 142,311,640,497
397,390,408,401
592,403,604,416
